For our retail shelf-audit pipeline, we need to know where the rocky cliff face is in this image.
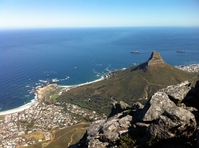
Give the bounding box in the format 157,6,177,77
147,51,165,67
135,51,167,71
79,80,199,148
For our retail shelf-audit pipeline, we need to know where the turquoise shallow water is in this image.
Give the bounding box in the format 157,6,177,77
0,27,199,111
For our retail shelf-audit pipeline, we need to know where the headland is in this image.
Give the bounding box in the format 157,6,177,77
0,51,199,147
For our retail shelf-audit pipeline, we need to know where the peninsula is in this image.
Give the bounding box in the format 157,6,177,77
57,51,199,115
0,51,199,148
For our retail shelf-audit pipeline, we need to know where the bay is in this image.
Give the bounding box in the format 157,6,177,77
0,27,199,111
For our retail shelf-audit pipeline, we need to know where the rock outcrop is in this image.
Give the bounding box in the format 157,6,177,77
147,51,165,67
80,112,133,147
160,81,191,104
134,51,167,71
139,90,196,141
108,100,131,117
79,80,199,148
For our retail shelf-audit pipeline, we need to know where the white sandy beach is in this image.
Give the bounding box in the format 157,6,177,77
0,77,105,116
60,76,105,88
0,99,38,116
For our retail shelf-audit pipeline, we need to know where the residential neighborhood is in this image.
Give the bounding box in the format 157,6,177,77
0,102,102,148
176,64,199,73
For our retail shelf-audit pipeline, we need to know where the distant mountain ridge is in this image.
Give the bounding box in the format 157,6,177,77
58,51,199,115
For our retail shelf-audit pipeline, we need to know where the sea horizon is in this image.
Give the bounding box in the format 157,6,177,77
1,25,199,30
1,27,199,112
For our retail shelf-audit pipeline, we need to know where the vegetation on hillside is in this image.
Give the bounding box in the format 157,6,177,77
23,122,89,148
44,122,89,148
57,63,198,115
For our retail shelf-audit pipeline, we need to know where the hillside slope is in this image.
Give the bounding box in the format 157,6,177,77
58,51,199,115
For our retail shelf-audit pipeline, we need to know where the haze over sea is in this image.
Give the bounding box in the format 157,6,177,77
0,27,199,112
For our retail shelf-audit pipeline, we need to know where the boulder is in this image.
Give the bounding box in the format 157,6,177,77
182,80,199,110
101,113,132,143
160,81,191,104
138,92,175,122
131,102,144,111
148,106,196,140
86,119,106,137
80,120,106,148
81,112,133,147
138,89,196,142
109,100,131,117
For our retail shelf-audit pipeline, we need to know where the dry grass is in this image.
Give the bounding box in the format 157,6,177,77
44,122,89,148
22,122,89,148
24,131,44,141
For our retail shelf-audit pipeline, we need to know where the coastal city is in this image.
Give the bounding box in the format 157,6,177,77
176,64,199,73
0,64,199,148
0,102,102,148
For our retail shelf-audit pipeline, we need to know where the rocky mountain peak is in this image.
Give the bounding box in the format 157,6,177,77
147,51,165,67
133,51,166,71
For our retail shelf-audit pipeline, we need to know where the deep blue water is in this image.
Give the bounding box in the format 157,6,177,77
0,27,199,111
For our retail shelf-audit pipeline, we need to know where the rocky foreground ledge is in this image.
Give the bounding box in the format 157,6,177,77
78,80,199,148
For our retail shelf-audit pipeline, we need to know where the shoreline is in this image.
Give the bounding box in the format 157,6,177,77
60,76,105,88
0,98,38,116
1,64,198,116
0,76,105,116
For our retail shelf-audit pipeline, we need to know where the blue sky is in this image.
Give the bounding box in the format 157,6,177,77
0,0,199,29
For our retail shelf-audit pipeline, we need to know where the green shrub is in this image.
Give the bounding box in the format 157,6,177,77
51,94,59,100
119,134,136,148
146,139,156,147
0,115,4,121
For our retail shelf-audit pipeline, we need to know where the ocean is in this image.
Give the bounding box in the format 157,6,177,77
0,27,199,112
